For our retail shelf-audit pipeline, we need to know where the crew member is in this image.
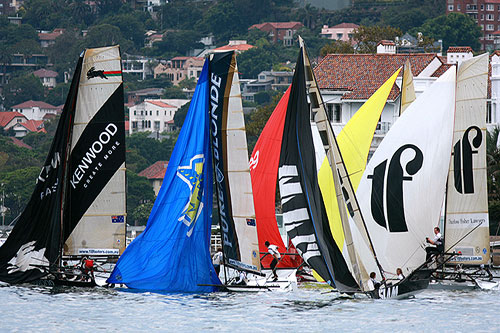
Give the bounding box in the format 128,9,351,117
425,227,444,261
265,241,281,281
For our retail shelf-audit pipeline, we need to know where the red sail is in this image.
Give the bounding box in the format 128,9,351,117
250,87,300,268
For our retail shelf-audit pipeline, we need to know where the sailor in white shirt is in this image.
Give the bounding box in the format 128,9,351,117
425,226,444,261
265,241,281,281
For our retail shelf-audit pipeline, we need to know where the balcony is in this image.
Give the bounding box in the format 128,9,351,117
374,122,391,135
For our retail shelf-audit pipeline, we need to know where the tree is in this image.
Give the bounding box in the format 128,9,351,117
101,13,147,50
47,30,83,78
351,25,403,54
130,202,154,226
487,127,500,234
22,0,68,30
3,74,45,108
96,0,125,18
153,30,203,57
81,24,133,52
173,101,190,128
237,46,278,79
126,170,155,224
46,82,71,107
412,13,481,51
320,40,355,56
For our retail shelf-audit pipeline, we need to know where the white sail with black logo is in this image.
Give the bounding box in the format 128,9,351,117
444,54,489,265
355,67,456,277
63,46,126,257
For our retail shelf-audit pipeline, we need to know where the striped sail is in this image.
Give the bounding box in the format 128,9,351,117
64,46,126,256
356,67,456,277
209,51,260,273
445,54,489,265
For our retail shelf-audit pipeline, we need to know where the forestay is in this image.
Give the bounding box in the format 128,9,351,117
356,67,456,277
445,54,489,265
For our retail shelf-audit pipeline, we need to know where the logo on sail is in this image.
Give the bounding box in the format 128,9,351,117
7,241,49,274
177,154,205,237
368,144,423,232
87,67,108,80
453,125,482,194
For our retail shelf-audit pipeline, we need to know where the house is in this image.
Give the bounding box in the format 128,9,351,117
446,46,474,65
211,40,254,54
320,23,358,41
0,0,16,16
127,87,165,105
0,111,27,130
11,119,46,137
122,54,154,80
138,161,169,196
154,56,204,86
33,68,58,88
315,52,448,155
249,22,303,46
38,29,65,48
447,0,499,51
10,100,58,121
145,30,164,48
242,70,293,102
129,99,189,135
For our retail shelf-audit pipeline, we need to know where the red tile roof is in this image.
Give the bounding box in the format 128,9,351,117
378,40,395,46
19,120,46,133
447,46,472,53
0,112,25,127
315,53,438,100
250,22,303,30
139,161,169,179
331,23,359,29
431,63,454,77
38,29,65,41
10,137,32,150
171,56,203,61
33,69,58,78
213,44,254,52
11,100,57,109
146,100,176,108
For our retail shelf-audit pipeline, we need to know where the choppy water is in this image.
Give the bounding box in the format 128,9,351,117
1,283,499,332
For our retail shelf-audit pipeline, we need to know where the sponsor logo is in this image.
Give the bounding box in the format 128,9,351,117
177,154,205,237
38,152,61,200
78,248,119,255
246,218,256,227
111,215,125,223
70,123,120,189
368,144,423,232
453,126,482,194
7,241,49,274
87,67,108,80
210,72,232,249
228,258,258,272
249,150,259,170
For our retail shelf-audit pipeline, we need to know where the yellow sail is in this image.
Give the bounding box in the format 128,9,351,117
401,59,416,114
318,68,401,251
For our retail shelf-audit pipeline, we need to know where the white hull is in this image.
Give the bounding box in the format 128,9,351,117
219,266,297,292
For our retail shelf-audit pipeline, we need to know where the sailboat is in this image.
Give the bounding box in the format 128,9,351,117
431,54,497,289
0,45,126,286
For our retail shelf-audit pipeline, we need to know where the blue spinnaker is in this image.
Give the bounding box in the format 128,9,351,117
107,61,219,292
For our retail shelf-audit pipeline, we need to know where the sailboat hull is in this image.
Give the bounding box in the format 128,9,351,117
370,268,432,299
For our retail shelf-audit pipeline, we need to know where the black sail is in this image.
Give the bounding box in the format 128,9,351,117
278,50,358,290
0,57,83,284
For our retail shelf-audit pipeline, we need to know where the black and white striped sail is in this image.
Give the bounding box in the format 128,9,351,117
356,67,456,276
278,49,358,290
63,46,126,257
209,51,260,273
445,54,489,265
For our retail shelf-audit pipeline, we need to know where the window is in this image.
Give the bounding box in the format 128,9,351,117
156,110,159,116
336,33,343,39
457,4,460,10
141,110,143,116
150,110,152,116
487,14,494,21
334,104,341,123
132,121,137,128
134,110,136,115
487,24,495,31
481,4,484,10
481,14,484,20
487,4,494,11
170,110,172,117
448,5,453,11
164,122,167,128
487,101,492,123
326,104,333,120
154,121,160,130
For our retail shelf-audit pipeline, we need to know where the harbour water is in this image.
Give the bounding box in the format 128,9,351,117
1,283,499,332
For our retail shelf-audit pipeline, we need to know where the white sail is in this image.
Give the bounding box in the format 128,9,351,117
64,46,126,256
356,67,456,276
445,54,489,264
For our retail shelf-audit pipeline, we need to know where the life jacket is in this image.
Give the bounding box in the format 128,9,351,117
84,259,94,270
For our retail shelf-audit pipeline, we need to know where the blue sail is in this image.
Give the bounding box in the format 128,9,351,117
107,60,219,292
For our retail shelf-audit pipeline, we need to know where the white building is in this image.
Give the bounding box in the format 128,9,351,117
10,100,58,121
33,68,57,88
122,54,154,80
320,23,358,41
129,99,189,135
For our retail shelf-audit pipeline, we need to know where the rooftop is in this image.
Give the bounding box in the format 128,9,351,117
139,161,169,180
0,112,25,127
33,68,58,78
11,100,57,109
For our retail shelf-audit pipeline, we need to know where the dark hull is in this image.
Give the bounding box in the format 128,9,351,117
371,268,432,299
53,277,97,288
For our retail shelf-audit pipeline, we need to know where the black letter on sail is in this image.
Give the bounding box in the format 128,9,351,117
453,126,482,194
368,144,423,232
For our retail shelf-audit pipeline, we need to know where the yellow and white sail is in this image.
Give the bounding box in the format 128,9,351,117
400,59,416,115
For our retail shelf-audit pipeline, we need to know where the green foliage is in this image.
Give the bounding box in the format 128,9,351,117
162,87,188,99
46,30,84,78
237,46,278,79
126,170,155,224
22,0,68,30
153,30,203,57
81,24,133,52
320,40,355,56
100,13,147,50
45,83,71,107
130,202,154,226
173,101,190,128
159,0,206,30
126,132,176,171
411,13,481,51
352,25,403,53
487,127,500,235
3,73,44,108
0,167,40,224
